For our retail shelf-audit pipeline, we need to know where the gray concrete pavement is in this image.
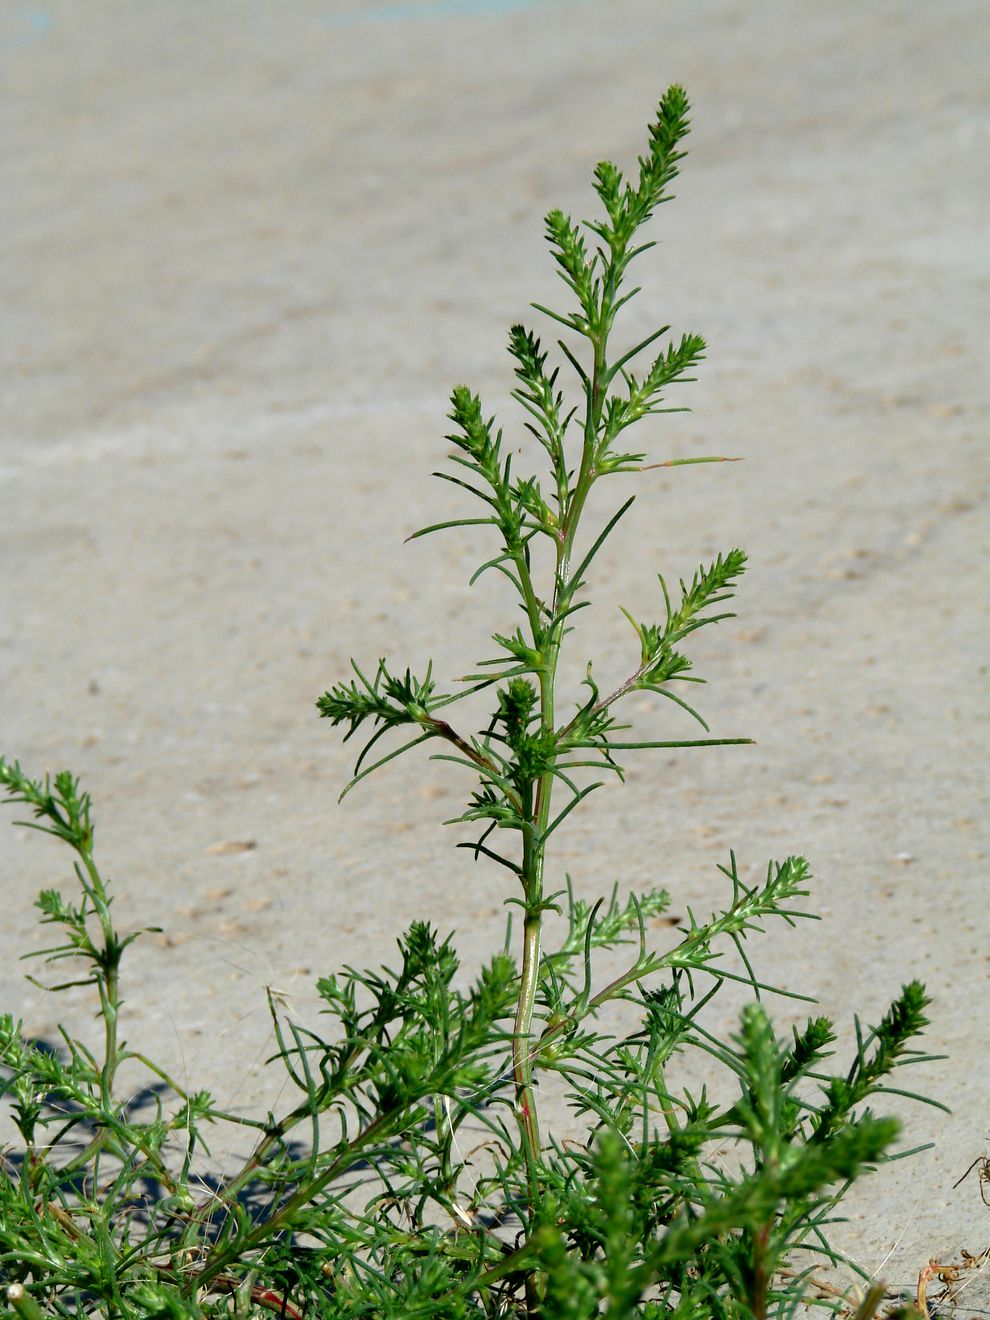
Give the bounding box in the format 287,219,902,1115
2,0,988,1289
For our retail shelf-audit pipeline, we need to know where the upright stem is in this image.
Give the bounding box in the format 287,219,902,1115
559,333,607,587
750,1221,771,1320
511,323,611,1197
79,850,120,1109
511,676,557,1194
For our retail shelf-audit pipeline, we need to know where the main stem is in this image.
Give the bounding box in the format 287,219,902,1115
511,678,556,1193
79,849,121,1110
511,322,610,1195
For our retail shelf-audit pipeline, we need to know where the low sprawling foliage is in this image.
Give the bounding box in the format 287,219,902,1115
1,88,940,1320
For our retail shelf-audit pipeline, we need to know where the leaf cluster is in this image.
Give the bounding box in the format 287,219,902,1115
1,758,944,1318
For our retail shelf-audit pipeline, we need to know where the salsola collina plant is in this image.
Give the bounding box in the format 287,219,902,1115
1,87,941,1319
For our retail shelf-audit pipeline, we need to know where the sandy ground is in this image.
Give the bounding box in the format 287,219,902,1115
2,0,988,1298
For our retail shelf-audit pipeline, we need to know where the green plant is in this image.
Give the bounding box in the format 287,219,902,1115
1,87,943,1320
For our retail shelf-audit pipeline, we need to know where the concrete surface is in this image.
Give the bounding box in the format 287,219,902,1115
2,0,988,1298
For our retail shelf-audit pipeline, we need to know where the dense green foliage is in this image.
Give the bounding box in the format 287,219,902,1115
1,89,941,1319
